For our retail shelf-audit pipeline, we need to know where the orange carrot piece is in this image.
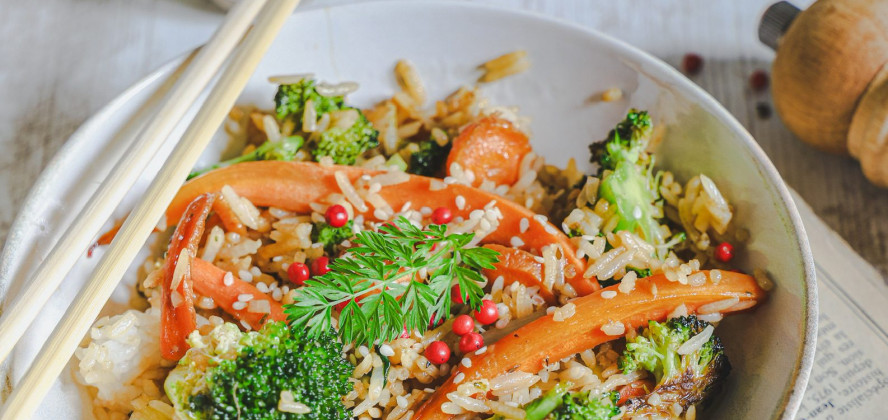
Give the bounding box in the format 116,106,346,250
481,244,555,304
618,379,654,405
161,193,214,361
445,116,532,187
165,161,597,295
191,258,286,329
413,271,766,419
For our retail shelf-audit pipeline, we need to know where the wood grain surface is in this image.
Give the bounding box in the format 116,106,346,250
3,0,885,280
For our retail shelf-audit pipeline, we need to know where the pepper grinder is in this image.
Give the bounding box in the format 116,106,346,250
760,0,888,186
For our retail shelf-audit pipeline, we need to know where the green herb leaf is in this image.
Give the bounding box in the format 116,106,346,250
285,216,500,346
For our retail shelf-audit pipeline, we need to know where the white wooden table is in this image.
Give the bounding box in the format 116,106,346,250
8,0,886,281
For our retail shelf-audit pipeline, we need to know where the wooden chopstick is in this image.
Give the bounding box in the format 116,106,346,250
0,0,270,365
0,1,300,417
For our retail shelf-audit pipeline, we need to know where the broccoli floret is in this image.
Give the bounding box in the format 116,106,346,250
619,316,731,417
590,109,652,172
311,220,354,254
274,79,379,165
311,112,379,165
524,382,619,420
189,136,305,179
408,140,451,177
275,79,344,126
589,110,679,249
165,322,353,420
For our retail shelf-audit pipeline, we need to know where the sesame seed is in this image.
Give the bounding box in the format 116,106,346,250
240,320,252,331
461,358,472,368
475,346,488,355
223,272,234,286
533,214,548,224
272,289,283,301
519,218,530,233
238,270,253,283
237,293,254,302
601,290,617,299
510,236,525,247
232,301,247,311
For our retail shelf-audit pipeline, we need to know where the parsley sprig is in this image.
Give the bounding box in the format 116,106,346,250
284,217,500,346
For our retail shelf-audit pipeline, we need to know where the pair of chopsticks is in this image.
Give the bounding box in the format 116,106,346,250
0,0,300,417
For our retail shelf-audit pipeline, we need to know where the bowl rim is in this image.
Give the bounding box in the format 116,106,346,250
0,0,817,417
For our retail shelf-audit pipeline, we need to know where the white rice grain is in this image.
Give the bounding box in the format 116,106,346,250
677,325,714,355
335,171,368,213
247,299,271,314
698,297,739,314
601,321,625,336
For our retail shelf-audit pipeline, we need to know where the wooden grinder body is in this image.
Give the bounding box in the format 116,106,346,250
771,0,888,185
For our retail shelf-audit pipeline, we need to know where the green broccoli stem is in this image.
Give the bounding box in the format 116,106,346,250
188,136,304,180
524,383,571,420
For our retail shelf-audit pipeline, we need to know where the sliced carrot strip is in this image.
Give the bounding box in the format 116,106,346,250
161,193,214,361
618,379,654,405
481,244,555,304
191,258,286,329
166,161,597,294
446,116,532,187
413,271,766,419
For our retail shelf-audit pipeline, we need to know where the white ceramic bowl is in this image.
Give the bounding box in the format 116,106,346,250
0,1,816,418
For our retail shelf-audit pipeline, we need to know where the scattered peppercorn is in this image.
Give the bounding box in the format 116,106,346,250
287,262,310,286
324,204,349,228
451,285,467,304
431,206,454,224
425,341,451,364
715,242,734,263
459,332,484,353
472,299,499,325
452,314,475,336
756,102,772,119
682,53,703,75
311,256,331,276
750,70,769,91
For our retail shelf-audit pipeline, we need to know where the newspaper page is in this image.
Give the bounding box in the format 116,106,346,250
793,192,888,419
